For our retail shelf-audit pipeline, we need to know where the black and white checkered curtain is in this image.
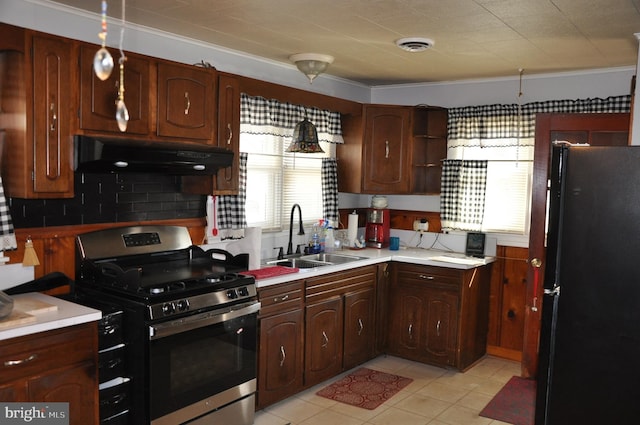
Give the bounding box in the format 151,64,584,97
440,160,488,231
217,152,248,230
0,177,17,251
240,93,344,143
448,95,631,139
321,158,339,226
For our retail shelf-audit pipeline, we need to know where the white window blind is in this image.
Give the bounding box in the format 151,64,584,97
242,132,334,231
448,137,534,234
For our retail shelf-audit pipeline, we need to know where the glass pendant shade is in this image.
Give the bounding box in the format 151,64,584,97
286,118,325,153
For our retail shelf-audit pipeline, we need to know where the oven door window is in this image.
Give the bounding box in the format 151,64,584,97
148,311,257,421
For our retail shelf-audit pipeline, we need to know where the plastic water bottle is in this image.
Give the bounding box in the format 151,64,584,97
311,231,321,253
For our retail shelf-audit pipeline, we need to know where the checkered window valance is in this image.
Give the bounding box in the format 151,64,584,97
447,95,631,140
240,93,344,144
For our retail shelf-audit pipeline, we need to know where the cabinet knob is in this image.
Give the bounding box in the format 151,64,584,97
321,331,329,348
385,140,390,159
357,318,364,336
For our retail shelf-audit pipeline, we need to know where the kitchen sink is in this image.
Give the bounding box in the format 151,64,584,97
266,258,329,269
299,253,368,264
266,252,368,269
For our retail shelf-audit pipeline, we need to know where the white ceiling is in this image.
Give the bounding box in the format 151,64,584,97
52,0,640,86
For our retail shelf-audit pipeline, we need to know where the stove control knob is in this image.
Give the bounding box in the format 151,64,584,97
176,299,190,312
238,287,249,297
162,302,176,315
227,289,238,299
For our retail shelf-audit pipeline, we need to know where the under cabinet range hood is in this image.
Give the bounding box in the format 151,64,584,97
74,135,233,175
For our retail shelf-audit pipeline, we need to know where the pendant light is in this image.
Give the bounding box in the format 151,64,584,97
286,112,324,153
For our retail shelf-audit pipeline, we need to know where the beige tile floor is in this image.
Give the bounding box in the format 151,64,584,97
255,355,522,425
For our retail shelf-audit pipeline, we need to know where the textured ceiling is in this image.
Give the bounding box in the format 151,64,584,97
52,0,640,85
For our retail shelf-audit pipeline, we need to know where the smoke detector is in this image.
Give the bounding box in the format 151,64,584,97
395,37,435,52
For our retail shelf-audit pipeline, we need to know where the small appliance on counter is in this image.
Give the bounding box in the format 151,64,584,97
365,196,390,248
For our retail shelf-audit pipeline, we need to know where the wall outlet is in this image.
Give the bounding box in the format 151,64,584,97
413,219,429,232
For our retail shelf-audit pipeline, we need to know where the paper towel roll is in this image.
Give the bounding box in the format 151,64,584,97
347,212,358,246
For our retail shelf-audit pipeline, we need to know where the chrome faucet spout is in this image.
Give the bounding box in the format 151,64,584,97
287,203,305,255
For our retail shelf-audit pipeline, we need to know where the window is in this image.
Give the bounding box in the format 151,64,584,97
241,133,335,231
239,94,343,232
447,137,534,234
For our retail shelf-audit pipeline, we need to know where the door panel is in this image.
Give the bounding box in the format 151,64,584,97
523,112,630,378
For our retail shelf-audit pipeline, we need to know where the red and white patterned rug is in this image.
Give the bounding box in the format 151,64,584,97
316,367,413,410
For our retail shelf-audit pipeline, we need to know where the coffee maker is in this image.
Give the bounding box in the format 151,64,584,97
365,208,390,248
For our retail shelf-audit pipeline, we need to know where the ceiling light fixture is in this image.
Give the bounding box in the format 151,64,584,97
395,37,435,52
289,53,334,84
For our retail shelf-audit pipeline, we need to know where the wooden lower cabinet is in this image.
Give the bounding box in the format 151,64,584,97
305,296,344,385
257,280,304,409
387,262,491,370
257,266,378,408
343,287,376,370
0,322,99,425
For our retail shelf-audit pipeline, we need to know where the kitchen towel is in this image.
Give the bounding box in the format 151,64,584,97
243,266,299,280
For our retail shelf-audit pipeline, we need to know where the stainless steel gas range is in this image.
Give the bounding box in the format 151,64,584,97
74,225,259,425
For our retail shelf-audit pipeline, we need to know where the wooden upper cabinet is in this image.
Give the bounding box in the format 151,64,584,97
157,62,216,142
215,74,241,194
78,44,150,135
338,104,447,195
0,28,75,199
362,105,411,193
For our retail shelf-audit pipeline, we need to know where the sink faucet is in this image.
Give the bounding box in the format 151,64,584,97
287,203,305,255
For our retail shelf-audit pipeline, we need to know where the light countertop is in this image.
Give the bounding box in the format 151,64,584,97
255,247,495,288
0,292,102,341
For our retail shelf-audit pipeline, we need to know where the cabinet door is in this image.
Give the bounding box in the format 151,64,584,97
78,44,150,135
305,297,343,386
362,106,411,193
388,285,424,359
215,74,240,194
31,35,74,196
423,289,459,367
157,62,215,141
258,309,304,408
29,362,98,425
343,287,376,370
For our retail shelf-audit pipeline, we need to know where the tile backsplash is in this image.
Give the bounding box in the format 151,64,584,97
9,172,206,228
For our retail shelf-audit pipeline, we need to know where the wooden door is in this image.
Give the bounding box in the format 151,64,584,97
79,44,150,135
523,112,630,378
258,309,303,408
343,287,376,369
215,74,240,194
304,297,343,386
423,288,458,367
362,105,411,193
157,62,215,141
388,284,423,357
28,362,98,425
31,35,74,196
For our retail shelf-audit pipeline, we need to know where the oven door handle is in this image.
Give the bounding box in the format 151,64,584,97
148,301,261,340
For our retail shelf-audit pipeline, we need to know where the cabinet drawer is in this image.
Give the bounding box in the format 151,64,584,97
305,265,377,302
0,323,96,384
258,281,304,316
396,264,461,288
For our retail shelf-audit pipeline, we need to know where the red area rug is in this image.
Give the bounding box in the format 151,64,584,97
316,367,413,410
480,376,536,425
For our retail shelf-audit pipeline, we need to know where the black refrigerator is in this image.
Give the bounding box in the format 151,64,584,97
535,145,640,424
